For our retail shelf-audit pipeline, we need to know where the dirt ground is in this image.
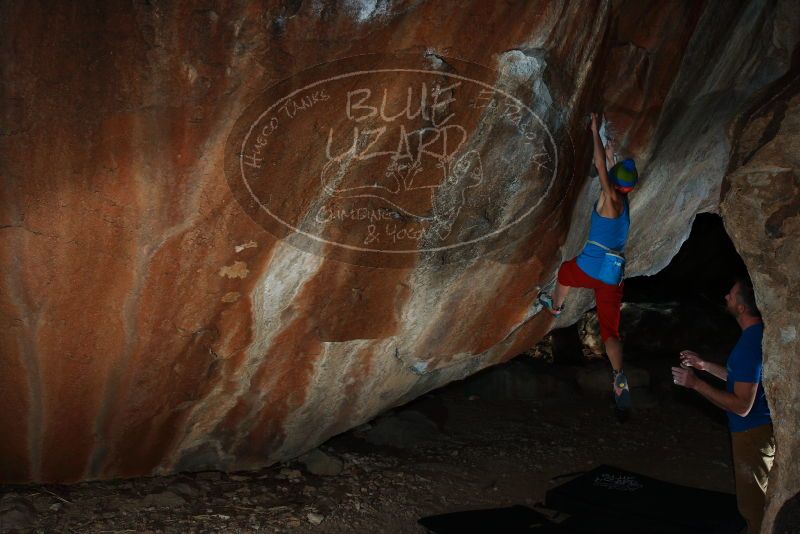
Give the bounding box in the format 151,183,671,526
0,357,735,534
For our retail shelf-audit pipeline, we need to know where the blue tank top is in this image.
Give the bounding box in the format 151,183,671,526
576,197,630,281
726,323,771,432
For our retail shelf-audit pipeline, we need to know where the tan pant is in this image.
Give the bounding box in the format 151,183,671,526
731,423,775,534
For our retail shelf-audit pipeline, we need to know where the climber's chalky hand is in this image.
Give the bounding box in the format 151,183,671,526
590,112,600,133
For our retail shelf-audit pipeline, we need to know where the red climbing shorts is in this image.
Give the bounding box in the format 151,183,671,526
557,257,623,342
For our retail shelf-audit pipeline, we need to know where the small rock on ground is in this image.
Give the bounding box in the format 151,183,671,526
299,449,344,476
307,512,325,525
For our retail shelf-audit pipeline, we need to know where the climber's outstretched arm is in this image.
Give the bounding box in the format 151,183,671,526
605,138,616,170
590,113,619,202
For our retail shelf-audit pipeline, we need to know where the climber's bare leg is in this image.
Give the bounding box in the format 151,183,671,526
553,280,569,309
605,336,623,373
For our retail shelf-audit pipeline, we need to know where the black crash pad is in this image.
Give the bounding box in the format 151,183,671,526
418,505,566,533
545,464,745,534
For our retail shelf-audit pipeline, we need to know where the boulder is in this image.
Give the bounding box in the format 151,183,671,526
0,496,36,533
298,449,344,477
720,57,800,531
0,4,797,528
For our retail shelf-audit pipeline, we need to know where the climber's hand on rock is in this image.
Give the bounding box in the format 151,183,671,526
590,112,599,133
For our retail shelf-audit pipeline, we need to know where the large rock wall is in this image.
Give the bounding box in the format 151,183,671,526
0,2,797,525
721,49,800,533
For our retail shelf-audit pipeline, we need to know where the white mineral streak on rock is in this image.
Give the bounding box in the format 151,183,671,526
232,241,329,449
342,0,391,24
221,291,241,303
271,338,402,460
493,49,561,225
219,260,250,279
273,341,369,457
221,147,373,456
274,317,480,461
395,259,482,373
166,240,325,469
390,51,563,377
235,241,258,253
309,0,393,24
498,48,557,135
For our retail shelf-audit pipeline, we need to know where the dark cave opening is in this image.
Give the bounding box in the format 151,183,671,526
624,212,749,305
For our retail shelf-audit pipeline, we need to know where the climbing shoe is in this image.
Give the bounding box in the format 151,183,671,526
537,291,563,317
613,369,631,411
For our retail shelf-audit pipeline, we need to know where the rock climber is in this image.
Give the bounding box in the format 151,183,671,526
537,112,638,412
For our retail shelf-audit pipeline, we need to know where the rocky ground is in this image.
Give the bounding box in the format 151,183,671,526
0,349,735,534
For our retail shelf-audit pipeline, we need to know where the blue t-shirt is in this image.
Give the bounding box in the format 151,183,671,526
576,197,630,281
726,323,771,432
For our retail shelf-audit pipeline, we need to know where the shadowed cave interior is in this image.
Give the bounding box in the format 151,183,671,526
0,214,777,533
